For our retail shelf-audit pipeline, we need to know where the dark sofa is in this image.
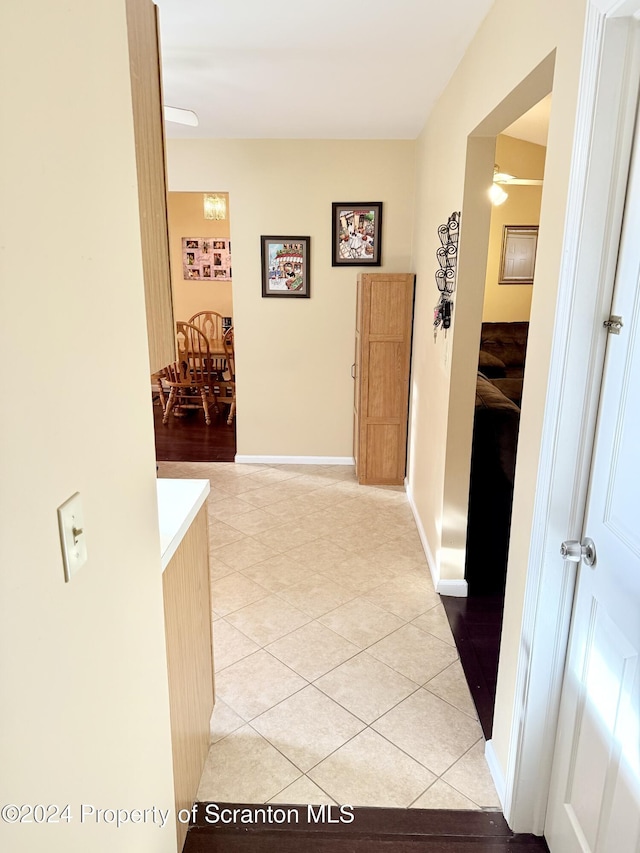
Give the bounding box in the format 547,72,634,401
465,322,528,595
477,321,529,406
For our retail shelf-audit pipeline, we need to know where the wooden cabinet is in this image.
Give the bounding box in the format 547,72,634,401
354,273,415,485
126,0,176,374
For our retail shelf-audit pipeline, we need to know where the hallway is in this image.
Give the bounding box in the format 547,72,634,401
157,461,500,810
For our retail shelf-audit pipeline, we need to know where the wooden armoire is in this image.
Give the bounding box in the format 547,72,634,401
354,273,415,485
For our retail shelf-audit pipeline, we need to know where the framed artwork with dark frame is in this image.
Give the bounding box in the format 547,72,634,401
260,236,311,298
499,225,539,284
332,202,383,266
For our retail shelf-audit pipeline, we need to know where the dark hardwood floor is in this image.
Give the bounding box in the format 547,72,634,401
153,399,236,462
441,595,504,740
183,805,548,852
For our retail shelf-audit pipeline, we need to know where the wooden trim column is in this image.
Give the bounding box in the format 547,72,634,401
126,0,176,374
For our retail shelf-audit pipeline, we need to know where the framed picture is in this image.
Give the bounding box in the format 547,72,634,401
260,236,311,298
182,237,232,281
332,202,383,266
499,225,538,284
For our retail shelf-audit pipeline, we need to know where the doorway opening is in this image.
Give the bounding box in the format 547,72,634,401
442,93,551,740
153,190,237,462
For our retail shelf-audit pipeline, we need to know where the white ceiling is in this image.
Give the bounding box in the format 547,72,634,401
156,0,495,139
502,94,552,147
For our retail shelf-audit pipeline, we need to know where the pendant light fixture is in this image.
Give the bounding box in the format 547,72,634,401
203,194,227,220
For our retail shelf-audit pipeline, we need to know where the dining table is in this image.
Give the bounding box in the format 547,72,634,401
204,338,226,357
201,338,227,378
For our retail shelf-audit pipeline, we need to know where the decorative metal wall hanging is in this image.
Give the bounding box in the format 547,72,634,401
433,211,460,340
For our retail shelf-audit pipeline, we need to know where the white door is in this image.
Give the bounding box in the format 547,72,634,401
544,107,640,853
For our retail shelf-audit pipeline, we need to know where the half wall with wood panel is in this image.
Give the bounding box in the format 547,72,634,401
162,505,214,851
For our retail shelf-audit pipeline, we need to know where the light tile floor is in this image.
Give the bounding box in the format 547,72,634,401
157,461,500,811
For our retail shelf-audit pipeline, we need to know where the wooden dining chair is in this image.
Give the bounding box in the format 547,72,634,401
212,326,236,425
188,311,227,376
151,371,167,414
189,310,224,341
161,321,216,425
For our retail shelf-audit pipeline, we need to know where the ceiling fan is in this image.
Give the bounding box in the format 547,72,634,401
163,105,199,127
493,165,543,186
489,164,543,205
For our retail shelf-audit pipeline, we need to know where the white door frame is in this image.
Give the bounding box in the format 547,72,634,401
498,0,640,834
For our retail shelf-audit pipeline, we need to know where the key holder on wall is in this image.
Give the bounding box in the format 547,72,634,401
433,211,460,340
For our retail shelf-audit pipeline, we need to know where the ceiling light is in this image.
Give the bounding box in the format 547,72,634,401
203,194,226,220
489,183,509,206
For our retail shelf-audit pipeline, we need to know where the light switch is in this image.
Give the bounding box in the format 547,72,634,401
57,492,88,582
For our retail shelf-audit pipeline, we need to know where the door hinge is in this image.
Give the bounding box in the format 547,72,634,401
603,315,623,334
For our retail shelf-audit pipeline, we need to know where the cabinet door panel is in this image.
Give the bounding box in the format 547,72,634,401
353,331,361,470
369,280,407,336
365,424,403,483
368,341,403,418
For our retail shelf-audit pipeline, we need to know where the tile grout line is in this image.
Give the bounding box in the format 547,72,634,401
167,462,498,810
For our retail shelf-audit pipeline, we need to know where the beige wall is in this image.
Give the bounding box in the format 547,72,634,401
482,135,546,322
167,191,234,321
166,139,416,457
407,0,586,777
0,2,176,851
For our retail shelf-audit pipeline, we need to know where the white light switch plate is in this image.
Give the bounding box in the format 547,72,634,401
57,492,88,582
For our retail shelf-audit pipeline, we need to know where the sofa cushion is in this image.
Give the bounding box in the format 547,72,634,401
478,349,506,378
475,373,519,412
490,377,524,407
480,322,529,373
475,374,520,484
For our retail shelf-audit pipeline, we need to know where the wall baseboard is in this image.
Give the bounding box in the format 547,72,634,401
404,478,468,597
436,578,468,597
404,478,438,588
484,739,506,810
235,455,355,466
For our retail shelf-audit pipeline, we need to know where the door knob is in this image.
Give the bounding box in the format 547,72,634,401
560,537,596,567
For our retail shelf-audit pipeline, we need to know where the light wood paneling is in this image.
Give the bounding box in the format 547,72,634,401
367,341,403,418
162,506,214,851
353,330,361,471
366,423,403,482
369,281,407,336
126,0,175,374
355,273,414,485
